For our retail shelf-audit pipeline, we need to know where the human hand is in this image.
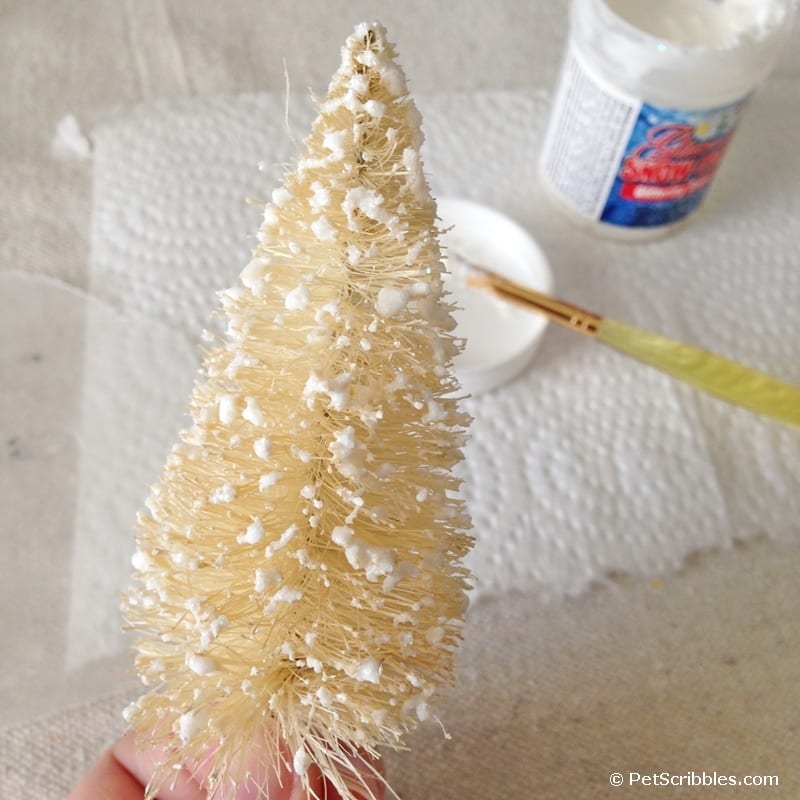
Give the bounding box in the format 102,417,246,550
67,731,384,800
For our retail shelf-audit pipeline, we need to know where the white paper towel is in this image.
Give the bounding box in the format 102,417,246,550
68,87,800,666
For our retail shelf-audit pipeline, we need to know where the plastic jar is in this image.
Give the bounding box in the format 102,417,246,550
539,0,796,240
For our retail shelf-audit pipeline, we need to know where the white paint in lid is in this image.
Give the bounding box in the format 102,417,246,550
438,198,552,395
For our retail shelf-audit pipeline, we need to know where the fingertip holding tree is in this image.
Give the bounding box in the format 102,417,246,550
121,21,474,800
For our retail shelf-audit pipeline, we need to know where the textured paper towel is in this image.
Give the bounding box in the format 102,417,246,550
68,87,800,666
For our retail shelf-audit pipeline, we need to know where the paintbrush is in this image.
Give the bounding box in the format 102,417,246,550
466,265,800,427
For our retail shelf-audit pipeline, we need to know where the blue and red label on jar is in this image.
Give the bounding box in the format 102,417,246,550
540,46,752,231
600,99,748,227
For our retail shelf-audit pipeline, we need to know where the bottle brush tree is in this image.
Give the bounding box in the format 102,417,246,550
122,20,473,800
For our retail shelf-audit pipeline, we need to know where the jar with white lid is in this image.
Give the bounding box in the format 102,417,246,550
539,0,797,240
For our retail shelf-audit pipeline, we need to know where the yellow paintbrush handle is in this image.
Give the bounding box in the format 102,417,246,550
597,317,800,427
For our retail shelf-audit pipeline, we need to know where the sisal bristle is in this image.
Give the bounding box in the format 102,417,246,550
122,21,473,800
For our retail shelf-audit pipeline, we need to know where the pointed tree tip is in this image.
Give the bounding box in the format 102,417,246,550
328,20,410,108
352,20,388,39
346,20,394,52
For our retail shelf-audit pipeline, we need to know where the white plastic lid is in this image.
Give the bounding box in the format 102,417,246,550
438,197,553,395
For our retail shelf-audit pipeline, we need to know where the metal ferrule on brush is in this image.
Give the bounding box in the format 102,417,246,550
467,267,602,337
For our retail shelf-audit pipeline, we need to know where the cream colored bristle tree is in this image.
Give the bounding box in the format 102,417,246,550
122,20,473,800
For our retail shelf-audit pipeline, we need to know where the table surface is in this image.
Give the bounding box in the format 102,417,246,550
2,3,800,798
